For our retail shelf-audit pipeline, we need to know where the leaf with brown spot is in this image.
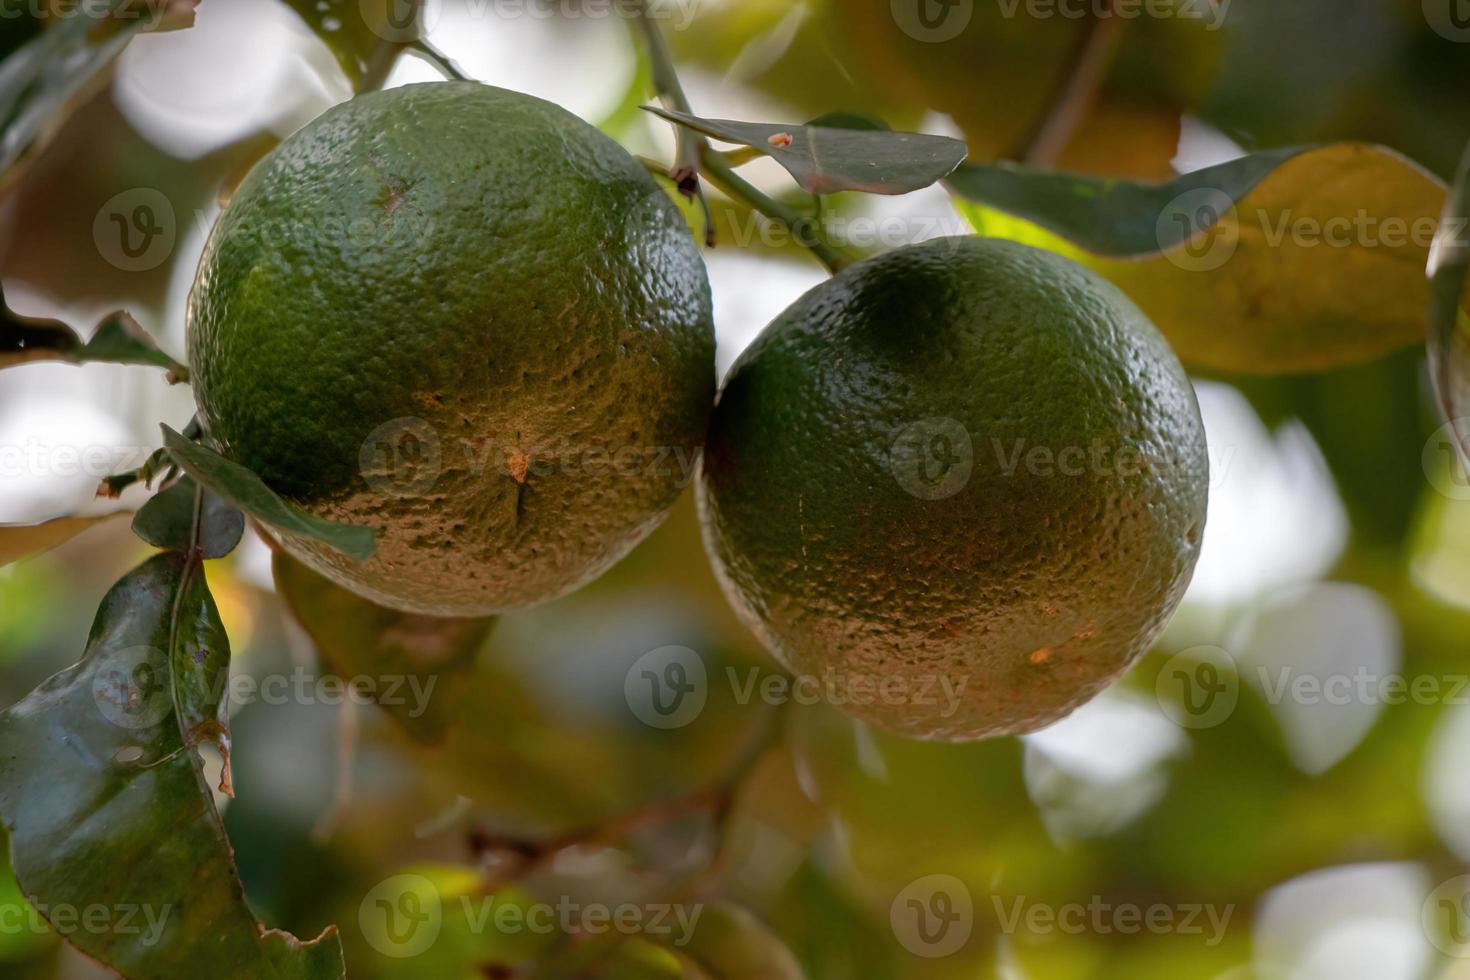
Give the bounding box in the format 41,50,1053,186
645,107,967,196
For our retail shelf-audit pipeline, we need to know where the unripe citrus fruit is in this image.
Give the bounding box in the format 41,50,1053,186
698,237,1208,741
188,82,715,616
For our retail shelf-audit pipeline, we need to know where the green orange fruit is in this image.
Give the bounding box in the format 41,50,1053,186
697,237,1208,740
188,82,715,616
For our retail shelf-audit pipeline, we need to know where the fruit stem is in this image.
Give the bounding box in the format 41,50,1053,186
407,38,471,83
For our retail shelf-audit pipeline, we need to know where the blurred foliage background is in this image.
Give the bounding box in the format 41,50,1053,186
6,0,1470,977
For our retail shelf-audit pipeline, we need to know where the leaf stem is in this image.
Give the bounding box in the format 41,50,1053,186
630,1,858,272
408,38,471,82
699,149,861,274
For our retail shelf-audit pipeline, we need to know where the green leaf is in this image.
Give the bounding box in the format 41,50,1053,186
1429,141,1470,462
659,903,805,980
272,551,493,742
282,0,413,92
132,477,245,560
949,144,1447,374
0,514,123,568
0,0,193,186
161,425,376,561
1,291,185,376
644,107,966,196
0,552,345,979
805,111,890,132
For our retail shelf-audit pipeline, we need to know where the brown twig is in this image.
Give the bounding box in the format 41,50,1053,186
630,0,715,245
469,706,787,894
1014,0,1128,167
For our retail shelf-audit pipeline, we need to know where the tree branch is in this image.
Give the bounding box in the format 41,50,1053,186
1015,0,1128,167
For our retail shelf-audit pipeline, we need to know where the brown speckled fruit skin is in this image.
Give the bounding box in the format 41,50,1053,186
697,237,1208,741
188,82,715,616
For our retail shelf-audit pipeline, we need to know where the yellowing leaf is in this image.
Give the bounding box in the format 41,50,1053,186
0,514,122,568
952,144,1446,374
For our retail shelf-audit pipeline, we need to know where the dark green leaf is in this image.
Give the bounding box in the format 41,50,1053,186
805,111,890,132
0,514,124,568
0,0,193,185
946,147,1308,256
1429,141,1470,462
272,551,493,742
951,143,1447,373
644,106,966,196
132,477,245,560
0,552,345,979
161,426,376,561
282,0,413,92
1,289,185,377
